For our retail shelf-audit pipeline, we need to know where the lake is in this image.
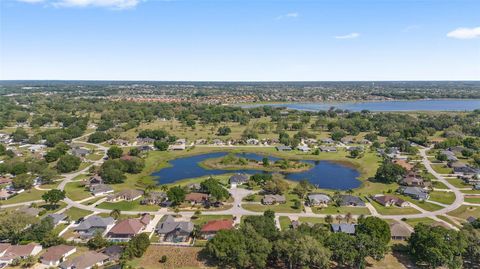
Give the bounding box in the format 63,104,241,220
150,152,361,190
240,99,480,112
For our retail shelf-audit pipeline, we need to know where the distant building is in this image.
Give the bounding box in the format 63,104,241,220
373,195,409,207
60,251,109,269
339,195,365,207
276,145,292,151
229,173,249,185
331,223,356,234
389,221,412,240
398,186,429,201
200,219,234,240
41,245,76,267
307,193,331,206
262,194,286,205
155,215,194,243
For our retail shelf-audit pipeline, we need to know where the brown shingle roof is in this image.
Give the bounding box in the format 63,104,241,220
185,192,208,203
201,219,234,232
41,245,76,262
108,219,144,236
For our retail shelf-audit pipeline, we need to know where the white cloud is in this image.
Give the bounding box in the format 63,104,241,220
276,12,299,20
447,26,480,39
17,0,141,9
334,32,360,39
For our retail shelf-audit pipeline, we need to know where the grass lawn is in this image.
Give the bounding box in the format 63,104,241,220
461,189,480,194
241,193,302,213
447,205,480,220
370,201,421,216
430,164,453,174
436,215,461,228
279,216,291,230
446,177,469,188
404,217,436,227
53,223,68,235
431,181,448,189
465,196,480,204
85,153,103,161
398,195,444,212
191,214,233,226
128,245,214,269
64,181,92,201
298,217,326,224
64,207,92,221
312,206,371,215
428,191,456,205
81,196,104,205
72,173,89,181
96,200,160,211
0,188,46,205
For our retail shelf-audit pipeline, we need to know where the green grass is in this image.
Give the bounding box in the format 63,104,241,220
0,188,46,205
72,173,89,181
312,206,371,215
96,200,160,211
81,196,104,205
404,217,436,227
447,205,480,220
446,177,469,188
191,214,233,226
370,201,421,215
398,195,444,212
464,197,480,204
53,223,68,235
428,191,456,205
279,216,292,230
436,215,461,228
461,189,480,194
64,181,92,201
85,153,103,161
298,217,326,224
431,181,448,189
64,207,92,221
430,164,453,174
242,193,302,213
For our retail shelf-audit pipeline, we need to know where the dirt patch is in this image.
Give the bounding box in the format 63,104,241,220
131,245,215,269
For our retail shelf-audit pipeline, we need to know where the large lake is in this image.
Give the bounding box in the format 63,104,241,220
151,152,361,190
240,99,480,112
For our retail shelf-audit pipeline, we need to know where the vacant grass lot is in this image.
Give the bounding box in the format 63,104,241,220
430,164,453,174
446,177,469,188
64,181,92,201
465,196,480,204
298,217,326,224
279,216,291,230
128,245,214,269
0,188,45,205
64,207,92,221
96,200,160,211
242,193,302,213
312,206,371,215
370,201,421,216
191,214,233,226
448,205,480,220
428,191,456,205
404,217,436,228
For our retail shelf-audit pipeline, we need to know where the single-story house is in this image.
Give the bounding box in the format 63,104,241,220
41,245,76,267
185,192,209,204
137,145,154,152
0,177,12,185
319,146,337,152
0,243,42,264
89,184,114,196
339,195,365,207
321,138,335,144
331,223,356,235
46,213,68,226
399,186,429,201
141,192,167,205
155,215,194,243
71,148,90,158
87,175,103,186
200,219,234,240
136,137,155,144
168,144,186,151
276,145,292,151
262,194,286,205
440,150,458,162
373,195,409,207
229,173,249,185
107,189,144,202
307,193,331,206
75,216,115,239
297,145,311,152
60,251,109,269
389,221,412,240
103,245,124,261
0,189,15,200
107,214,150,242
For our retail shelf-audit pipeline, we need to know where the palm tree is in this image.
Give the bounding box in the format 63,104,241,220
346,189,354,195
345,212,353,224
160,185,168,192
325,215,333,224
110,209,121,220
335,215,344,224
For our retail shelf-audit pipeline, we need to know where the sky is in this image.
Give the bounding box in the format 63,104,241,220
0,0,479,81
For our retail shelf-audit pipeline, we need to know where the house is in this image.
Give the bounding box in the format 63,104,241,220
474,183,480,190
229,173,249,185
399,186,429,201
297,145,311,152
262,194,286,205
389,221,412,240
75,216,115,238
86,175,103,186
319,146,337,152
451,162,479,175
276,145,292,151
155,215,194,243
109,139,129,146
307,193,331,206
0,243,42,264
103,245,124,261
246,138,259,145
0,189,15,200
41,245,76,267
321,138,335,144
60,251,109,269
212,139,224,146
400,172,426,187
141,191,166,205
89,184,114,196
341,137,354,144
71,148,90,158
339,195,365,207
28,144,47,153
136,137,155,144
0,177,12,185
440,150,458,162
467,216,477,223
185,192,209,204
107,189,144,202
373,195,409,207
331,223,356,234
46,213,68,226
200,219,234,239
107,214,150,241
137,145,154,152
168,144,186,151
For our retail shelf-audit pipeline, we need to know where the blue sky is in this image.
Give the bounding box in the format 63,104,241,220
0,0,479,81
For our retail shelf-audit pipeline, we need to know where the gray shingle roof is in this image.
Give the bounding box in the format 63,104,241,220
331,223,356,234
156,215,193,234
75,216,114,231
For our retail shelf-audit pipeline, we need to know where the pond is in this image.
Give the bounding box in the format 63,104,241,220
150,152,361,190
240,99,480,112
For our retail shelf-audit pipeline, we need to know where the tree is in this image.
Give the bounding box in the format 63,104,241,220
357,216,391,258
123,233,150,259
461,224,480,266
262,157,269,167
217,126,231,136
87,231,108,250
201,177,229,201
325,215,333,224
129,147,140,156
408,224,466,269
42,189,66,208
374,160,407,184
12,174,34,189
154,140,169,151
87,131,112,143
107,146,123,159
100,167,126,184
56,154,81,173
0,212,37,243
436,153,448,162
275,230,331,269
167,186,186,205
110,209,121,220
349,148,363,158
11,128,29,142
